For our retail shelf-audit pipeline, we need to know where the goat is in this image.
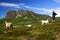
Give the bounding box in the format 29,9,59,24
5,22,12,30
24,24,31,27
41,19,49,25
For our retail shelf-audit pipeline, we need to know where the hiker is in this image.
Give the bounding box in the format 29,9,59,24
52,11,57,23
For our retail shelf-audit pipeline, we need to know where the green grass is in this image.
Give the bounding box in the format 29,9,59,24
0,17,60,40
0,22,60,40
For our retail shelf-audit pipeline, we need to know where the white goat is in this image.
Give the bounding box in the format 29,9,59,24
5,22,12,29
41,19,49,25
24,24,31,27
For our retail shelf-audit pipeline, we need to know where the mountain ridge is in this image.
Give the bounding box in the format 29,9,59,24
5,10,51,19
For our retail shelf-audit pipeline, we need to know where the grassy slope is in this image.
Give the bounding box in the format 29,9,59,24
0,22,60,40
0,17,60,40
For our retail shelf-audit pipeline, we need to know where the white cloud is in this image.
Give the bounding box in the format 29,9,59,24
0,2,20,8
0,2,60,17
24,5,32,8
19,3,26,5
23,6,60,17
35,8,52,12
36,7,60,17
53,0,60,3
23,6,52,13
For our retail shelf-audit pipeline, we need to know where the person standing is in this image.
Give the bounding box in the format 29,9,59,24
52,11,57,23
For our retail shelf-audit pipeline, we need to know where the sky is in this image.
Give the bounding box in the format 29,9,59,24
0,0,60,18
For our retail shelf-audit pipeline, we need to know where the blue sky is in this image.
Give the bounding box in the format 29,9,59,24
0,0,60,18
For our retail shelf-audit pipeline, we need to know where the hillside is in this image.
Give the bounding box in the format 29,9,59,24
1,10,60,40
2,10,51,26
5,10,51,18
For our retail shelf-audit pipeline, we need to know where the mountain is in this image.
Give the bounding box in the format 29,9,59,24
0,10,51,26
0,10,60,40
5,10,51,19
5,10,17,18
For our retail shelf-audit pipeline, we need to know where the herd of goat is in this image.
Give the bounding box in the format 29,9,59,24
5,19,50,29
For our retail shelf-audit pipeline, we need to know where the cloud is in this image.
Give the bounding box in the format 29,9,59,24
0,2,60,17
23,5,52,12
53,0,60,3
19,3,26,5
35,7,60,17
23,5,60,17
0,2,20,8
24,6,32,8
